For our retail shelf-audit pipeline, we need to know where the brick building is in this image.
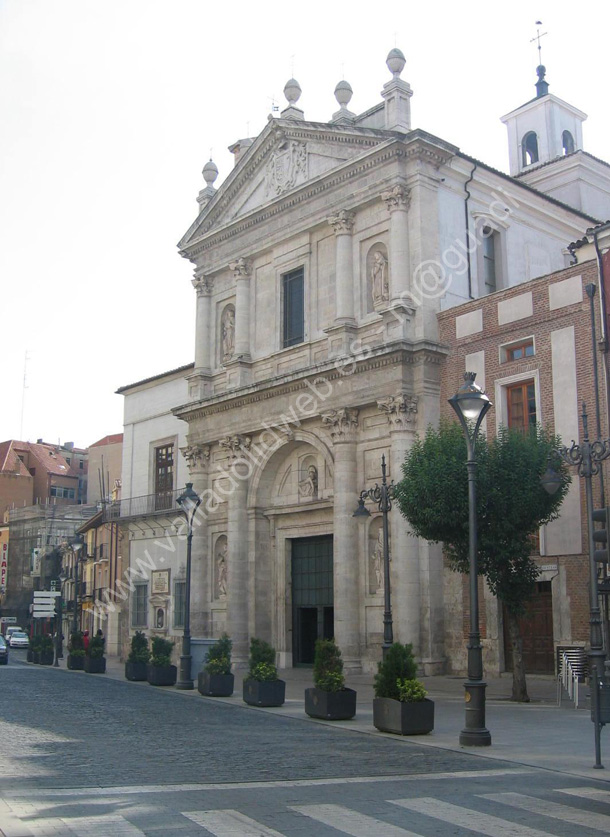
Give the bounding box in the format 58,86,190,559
438,259,607,675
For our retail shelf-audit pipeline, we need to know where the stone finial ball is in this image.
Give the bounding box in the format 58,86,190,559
283,78,302,105
202,159,219,186
334,79,353,108
386,48,406,77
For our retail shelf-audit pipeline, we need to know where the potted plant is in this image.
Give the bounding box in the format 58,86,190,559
198,633,234,696
147,636,176,686
84,634,106,673
125,631,150,681
373,642,434,735
26,636,36,663
243,637,285,707
39,634,55,666
67,631,85,670
305,638,356,720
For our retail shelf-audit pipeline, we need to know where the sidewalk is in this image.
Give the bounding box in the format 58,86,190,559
51,654,610,783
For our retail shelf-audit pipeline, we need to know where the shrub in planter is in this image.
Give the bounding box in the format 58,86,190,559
30,636,42,664
125,631,150,681
39,634,55,666
67,631,85,670
373,642,434,735
243,638,285,707
305,638,356,720
147,637,176,686
198,633,234,696
84,635,106,673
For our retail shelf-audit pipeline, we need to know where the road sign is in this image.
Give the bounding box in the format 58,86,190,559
1,617,17,624
33,591,60,599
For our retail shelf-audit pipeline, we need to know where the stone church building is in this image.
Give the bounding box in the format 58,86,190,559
118,49,610,673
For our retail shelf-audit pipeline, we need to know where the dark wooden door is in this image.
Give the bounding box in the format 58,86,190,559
504,581,554,674
291,536,333,665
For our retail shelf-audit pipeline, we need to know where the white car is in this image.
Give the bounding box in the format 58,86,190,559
4,626,23,642
9,632,29,649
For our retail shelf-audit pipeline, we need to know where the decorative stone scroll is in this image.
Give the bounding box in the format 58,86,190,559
219,434,252,462
377,394,418,428
328,210,355,236
192,275,213,296
229,258,252,280
381,184,411,212
321,407,359,442
180,444,211,472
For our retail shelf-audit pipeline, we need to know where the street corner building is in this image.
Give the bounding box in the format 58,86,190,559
114,49,610,675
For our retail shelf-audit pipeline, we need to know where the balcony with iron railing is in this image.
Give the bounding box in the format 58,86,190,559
103,488,183,522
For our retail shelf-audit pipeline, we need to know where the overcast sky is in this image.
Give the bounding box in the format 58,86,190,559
2,0,608,450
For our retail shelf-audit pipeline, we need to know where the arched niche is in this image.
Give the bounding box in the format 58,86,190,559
213,534,228,601
220,303,235,364
365,243,389,313
368,517,388,595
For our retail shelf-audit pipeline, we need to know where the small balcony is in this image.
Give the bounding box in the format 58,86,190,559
103,489,183,522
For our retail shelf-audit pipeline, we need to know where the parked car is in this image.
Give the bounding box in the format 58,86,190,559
4,626,23,642
0,637,8,664
9,632,29,649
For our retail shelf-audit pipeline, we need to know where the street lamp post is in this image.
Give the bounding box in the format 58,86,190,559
449,372,492,747
353,454,396,658
54,569,67,667
542,402,609,769
176,482,202,690
71,534,84,635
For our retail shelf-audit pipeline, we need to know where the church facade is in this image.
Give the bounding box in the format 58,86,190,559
119,50,609,674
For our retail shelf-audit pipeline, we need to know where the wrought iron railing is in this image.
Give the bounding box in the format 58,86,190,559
103,488,183,522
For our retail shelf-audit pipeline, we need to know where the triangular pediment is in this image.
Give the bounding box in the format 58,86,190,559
179,119,392,252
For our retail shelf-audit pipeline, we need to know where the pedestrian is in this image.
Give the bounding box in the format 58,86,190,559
83,630,89,652
96,628,104,640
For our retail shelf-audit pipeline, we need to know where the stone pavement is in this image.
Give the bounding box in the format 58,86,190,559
54,653,610,783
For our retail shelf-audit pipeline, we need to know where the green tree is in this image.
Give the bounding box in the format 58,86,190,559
394,421,569,702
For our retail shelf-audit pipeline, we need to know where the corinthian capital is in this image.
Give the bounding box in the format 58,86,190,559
180,443,211,473
381,184,411,212
219,434,252,462
377,394,418,428
192,275,213,296
327,210,355,235
229,258,253,280
321,407,359,442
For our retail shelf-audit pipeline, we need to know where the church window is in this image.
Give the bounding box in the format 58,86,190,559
282,267,304,348
522,132,539,166
562,130,575,155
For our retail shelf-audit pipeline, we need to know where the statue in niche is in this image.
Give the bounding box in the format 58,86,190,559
221,307,235,362
298,464,318,499
371,250,389,306
216,541,228,599
371,528,384,593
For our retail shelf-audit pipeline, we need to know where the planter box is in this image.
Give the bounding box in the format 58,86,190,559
67,654,85,670
243,678,285,707
125,661,148,681
147,664,177,687
26,650,34,663
198,672,234,696
373,697,434,735
84,657,106,674
305,687,357,720
39,651,54,666
32,651,41,664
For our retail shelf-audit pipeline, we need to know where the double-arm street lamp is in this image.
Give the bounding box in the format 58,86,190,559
542,402,609,769
353,454,396,658
449,372,492,747
176,482,202,690
71,534,84,635
54,568,67,667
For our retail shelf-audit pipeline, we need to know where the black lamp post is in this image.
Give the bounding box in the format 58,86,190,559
542,402,609,769
71,534,84,635
449,371,492,747
54,568,67,667
353,454,396,658
176,482,201,690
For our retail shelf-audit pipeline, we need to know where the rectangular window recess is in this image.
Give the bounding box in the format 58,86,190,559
501,338,535,363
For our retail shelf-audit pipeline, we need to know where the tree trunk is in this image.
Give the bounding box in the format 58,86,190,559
506,610,529,702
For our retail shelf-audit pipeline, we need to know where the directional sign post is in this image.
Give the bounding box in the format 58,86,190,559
32,591,60,619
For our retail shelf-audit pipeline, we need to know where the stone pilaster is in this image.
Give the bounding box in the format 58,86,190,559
219,434,251,665
382,185,411,306
321,408,360,669
180,443,211,636
328,210,356,325
377,394,421,658
230,258,253,360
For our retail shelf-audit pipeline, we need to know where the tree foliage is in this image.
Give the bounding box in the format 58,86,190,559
394,421,570,616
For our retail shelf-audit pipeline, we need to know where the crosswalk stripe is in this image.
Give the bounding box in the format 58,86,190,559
557,786,610,804
61,814,147,835
291,804,423,836
182,809,286,836
391,797,557,836
482,791,610,832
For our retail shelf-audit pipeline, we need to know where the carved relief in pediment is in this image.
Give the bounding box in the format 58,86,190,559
265,131,307,197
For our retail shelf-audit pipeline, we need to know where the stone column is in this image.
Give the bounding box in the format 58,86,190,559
328,211,356,325
180,443,211,636
230,258,252,360
192,275,213,375
382,185,411,307
219,434,251,665
377,394,421,658
321,408,360,669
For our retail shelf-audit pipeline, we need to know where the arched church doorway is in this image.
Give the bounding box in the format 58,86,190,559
291,535,334,665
